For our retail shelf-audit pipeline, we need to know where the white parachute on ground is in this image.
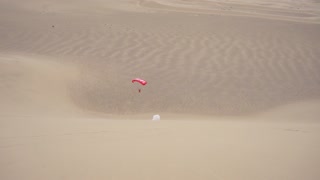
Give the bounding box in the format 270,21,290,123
152,114,160,121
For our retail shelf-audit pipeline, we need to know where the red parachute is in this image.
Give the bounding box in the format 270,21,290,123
132,78,147,85
132,78,147,93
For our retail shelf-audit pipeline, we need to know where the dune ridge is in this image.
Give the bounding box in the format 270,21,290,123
0,0,320,116
138,0,320,23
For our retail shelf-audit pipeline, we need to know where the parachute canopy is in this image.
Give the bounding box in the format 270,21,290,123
132,78,147,86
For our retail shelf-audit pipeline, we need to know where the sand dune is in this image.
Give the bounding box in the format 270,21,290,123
1,1,320,115
1,0,320,179
138,0,320,23
0,53,83,117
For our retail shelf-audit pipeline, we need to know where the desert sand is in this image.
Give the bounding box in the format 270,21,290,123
1,0,320,179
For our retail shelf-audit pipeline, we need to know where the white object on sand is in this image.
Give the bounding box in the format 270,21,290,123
152,114,160,121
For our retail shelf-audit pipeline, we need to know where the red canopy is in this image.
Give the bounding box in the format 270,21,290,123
132,78,147,85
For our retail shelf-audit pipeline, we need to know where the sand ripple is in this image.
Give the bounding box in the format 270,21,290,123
0,1,320,115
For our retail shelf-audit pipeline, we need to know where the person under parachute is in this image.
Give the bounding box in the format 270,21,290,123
132,78,147,93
